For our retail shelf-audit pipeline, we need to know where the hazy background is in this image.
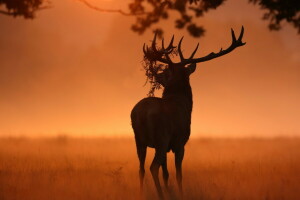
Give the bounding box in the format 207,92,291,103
0,0,299,138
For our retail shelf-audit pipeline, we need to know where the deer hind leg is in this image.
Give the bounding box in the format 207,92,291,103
137,145,147,191
150,148,167,200
175,147,185,198
161,155,169,191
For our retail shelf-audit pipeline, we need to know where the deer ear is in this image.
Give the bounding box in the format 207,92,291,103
186,63,197,75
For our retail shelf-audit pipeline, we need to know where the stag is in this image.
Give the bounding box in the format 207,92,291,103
131,27,246,199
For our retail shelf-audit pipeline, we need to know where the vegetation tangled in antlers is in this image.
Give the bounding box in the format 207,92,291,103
142,46,177,97
142,52,164,97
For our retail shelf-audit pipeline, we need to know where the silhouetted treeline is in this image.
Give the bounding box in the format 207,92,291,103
129,0,300,37
0,0,299,37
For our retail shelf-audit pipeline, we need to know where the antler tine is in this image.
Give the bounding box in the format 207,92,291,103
151,32,159,53
166,35,175,51
161,38,170,53
162,35,175,53
189,43,199,59
143,43,147,55
231,28,237,43
178,37,185,61
238,26,246,44
143,44,152,58
161,37,173,62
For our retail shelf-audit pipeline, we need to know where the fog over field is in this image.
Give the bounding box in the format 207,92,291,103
1,137,299,200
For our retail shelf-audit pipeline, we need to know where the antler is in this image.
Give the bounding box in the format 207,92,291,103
143,32,176,64
143,26,246,65
182,26,246,64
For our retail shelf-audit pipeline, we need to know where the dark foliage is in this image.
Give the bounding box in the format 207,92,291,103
129,0,225,37
129,0,299,37
249,0,300,33
0,0,50,18
0,0,298,35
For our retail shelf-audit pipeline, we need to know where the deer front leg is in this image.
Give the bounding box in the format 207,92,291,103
150,148,167,200
137,145,147,192
175,147,185,198
162,155,169,191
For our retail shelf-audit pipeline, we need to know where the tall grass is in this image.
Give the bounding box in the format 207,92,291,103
0,137,299,200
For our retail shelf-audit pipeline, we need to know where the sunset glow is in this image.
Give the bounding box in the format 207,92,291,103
0,0,299,138
1,1,300,200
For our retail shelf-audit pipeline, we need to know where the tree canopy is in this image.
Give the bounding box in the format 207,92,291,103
127,0,300,37
0,0,50,18
0,0,299,37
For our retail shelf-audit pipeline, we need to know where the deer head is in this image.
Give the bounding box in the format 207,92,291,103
143,26,246,89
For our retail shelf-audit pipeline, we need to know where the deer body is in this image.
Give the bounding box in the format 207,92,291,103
132,78,193,152
131,27,245,199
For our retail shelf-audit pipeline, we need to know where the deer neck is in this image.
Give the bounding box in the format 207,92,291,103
162,80,193,113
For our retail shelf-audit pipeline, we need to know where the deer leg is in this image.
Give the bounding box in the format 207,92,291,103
161,155,169,191
175,147,185,198
137,145,147,191
150,149,167,200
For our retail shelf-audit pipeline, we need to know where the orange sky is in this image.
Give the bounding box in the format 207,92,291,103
0,0,299,137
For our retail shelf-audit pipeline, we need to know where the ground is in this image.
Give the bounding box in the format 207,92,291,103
0,136,299,200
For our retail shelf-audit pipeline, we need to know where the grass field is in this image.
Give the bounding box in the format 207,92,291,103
0,136,299,200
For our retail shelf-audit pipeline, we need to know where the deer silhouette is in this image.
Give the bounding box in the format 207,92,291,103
131,27,246,199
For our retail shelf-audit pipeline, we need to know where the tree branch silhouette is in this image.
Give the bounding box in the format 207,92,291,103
76,0,136,16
